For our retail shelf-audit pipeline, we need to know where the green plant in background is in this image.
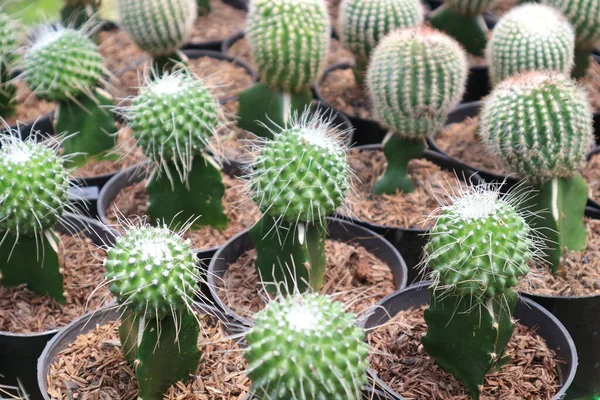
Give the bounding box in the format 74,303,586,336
546,0,600,79
20,24,117,166
338,0,424,85
0,10,18,119
244,293,370,400
237,0,330,139
0,133,71,303
121,70,227,229
428,0,494,56
103,224,201,400
366,27,468,194
480,71,594,272
246,111,349,293
197,0,210,15
117,0,197,72
422,184,535,399
61,0,101,28
486,4,575,86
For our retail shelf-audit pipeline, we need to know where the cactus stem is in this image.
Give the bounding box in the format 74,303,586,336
429,5,488,56
373,133,425,195
572,49,592,79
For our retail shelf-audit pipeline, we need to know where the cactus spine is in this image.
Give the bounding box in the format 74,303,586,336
0,10,17,118
338,0,424,85
104,225,201,400
122,70,227,229
244,293,370,400
422,184,534,399
0,133,71,302
366,27,468,194
238,0,330,138
486,4,575,86
247,111,350,292
480,71,594,272
61,0,101,28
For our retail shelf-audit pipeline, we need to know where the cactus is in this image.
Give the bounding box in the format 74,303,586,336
103,224,201,400
546,0,600,78
0,10,17,118
366,27,468,194
246,111,350,292
0,133,71,303
197,0,210,15
486,4,575,86
338,0,424,85
20,24,117,166
117,0,197,72
421,184,534,400
61,0,101,28
244,293,370,400
122,70,227,229
237,0,330,138
480,71,594,272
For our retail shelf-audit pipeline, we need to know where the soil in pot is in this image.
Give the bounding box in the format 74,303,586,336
217,239,396,321
46,314,249,399
4,80,55,128
581,57,600,112
0,234,109,334
98,29,148,76
188,0,247,47
342,148,466,229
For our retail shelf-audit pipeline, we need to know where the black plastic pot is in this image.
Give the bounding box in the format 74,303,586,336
0,214,117,400
208,217,408,326
0,112,55,139
592,55,600,146
222,0,248,10
361,282,578,400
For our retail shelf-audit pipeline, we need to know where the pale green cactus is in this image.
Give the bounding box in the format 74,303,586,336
0,10,17,118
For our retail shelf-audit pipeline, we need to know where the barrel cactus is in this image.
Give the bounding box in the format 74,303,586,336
422,184,534,399
245,293,370,400
238,0,330,138
367,27,468,194
486,4,575,85
0,133,71,302
480,71,594,272
104,224,201,400
338,0,424,84
122,70,227,229
0,10,17,118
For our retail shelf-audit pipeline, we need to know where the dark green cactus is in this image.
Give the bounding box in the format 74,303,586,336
422,184,534,399
244,293,370,400
104,225,201,400
0,10,17,119
197,0,210,15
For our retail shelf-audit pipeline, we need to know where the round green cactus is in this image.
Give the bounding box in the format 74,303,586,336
244,293,370,400
367,27,468,139
480,71,594,184
486,4,575,85
546,0,600,52
0,11,17,60
0,136,70,235
117,0,197,57
444,0,494,16
246,0,330,92
104,226,200,319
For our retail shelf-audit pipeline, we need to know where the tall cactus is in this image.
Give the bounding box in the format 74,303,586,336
0,11,18,118
0,132,71,302
546,0,600,78
121,70,227,229
20,24,116,166
486,4,575,85
246,111,350,292
244,293,370,400
367,27,468,194
103,224,201,400
237,0,330,138
422,184,535,400
61,0,101,28
338,0,424,85
480,71,594,272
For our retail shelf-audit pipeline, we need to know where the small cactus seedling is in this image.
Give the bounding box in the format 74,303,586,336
61,0,101,28
338,0,424,85
0,10,18,118
421,184,535,399
480,71,594,272
122,70,227,229
428,0,494,56
486,4,575,86
367,27,468,194
237,0,330,139
104,224,202,400
20,24,117,166
117,0,197,72
244,293,370,400
247,111,350,292
0,133,71,302
546,0,600,78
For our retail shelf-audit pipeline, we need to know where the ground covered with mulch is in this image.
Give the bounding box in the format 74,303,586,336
368,306,561,400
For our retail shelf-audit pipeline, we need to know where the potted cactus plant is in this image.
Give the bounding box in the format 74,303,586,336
0,10,17,121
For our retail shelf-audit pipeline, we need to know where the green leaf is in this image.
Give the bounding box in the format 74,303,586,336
373,134,425,195
429,5,489,56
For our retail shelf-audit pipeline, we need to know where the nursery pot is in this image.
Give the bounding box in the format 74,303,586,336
361,282,578,400
207,217,409,327
222,0,248,10
0,214,117,400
